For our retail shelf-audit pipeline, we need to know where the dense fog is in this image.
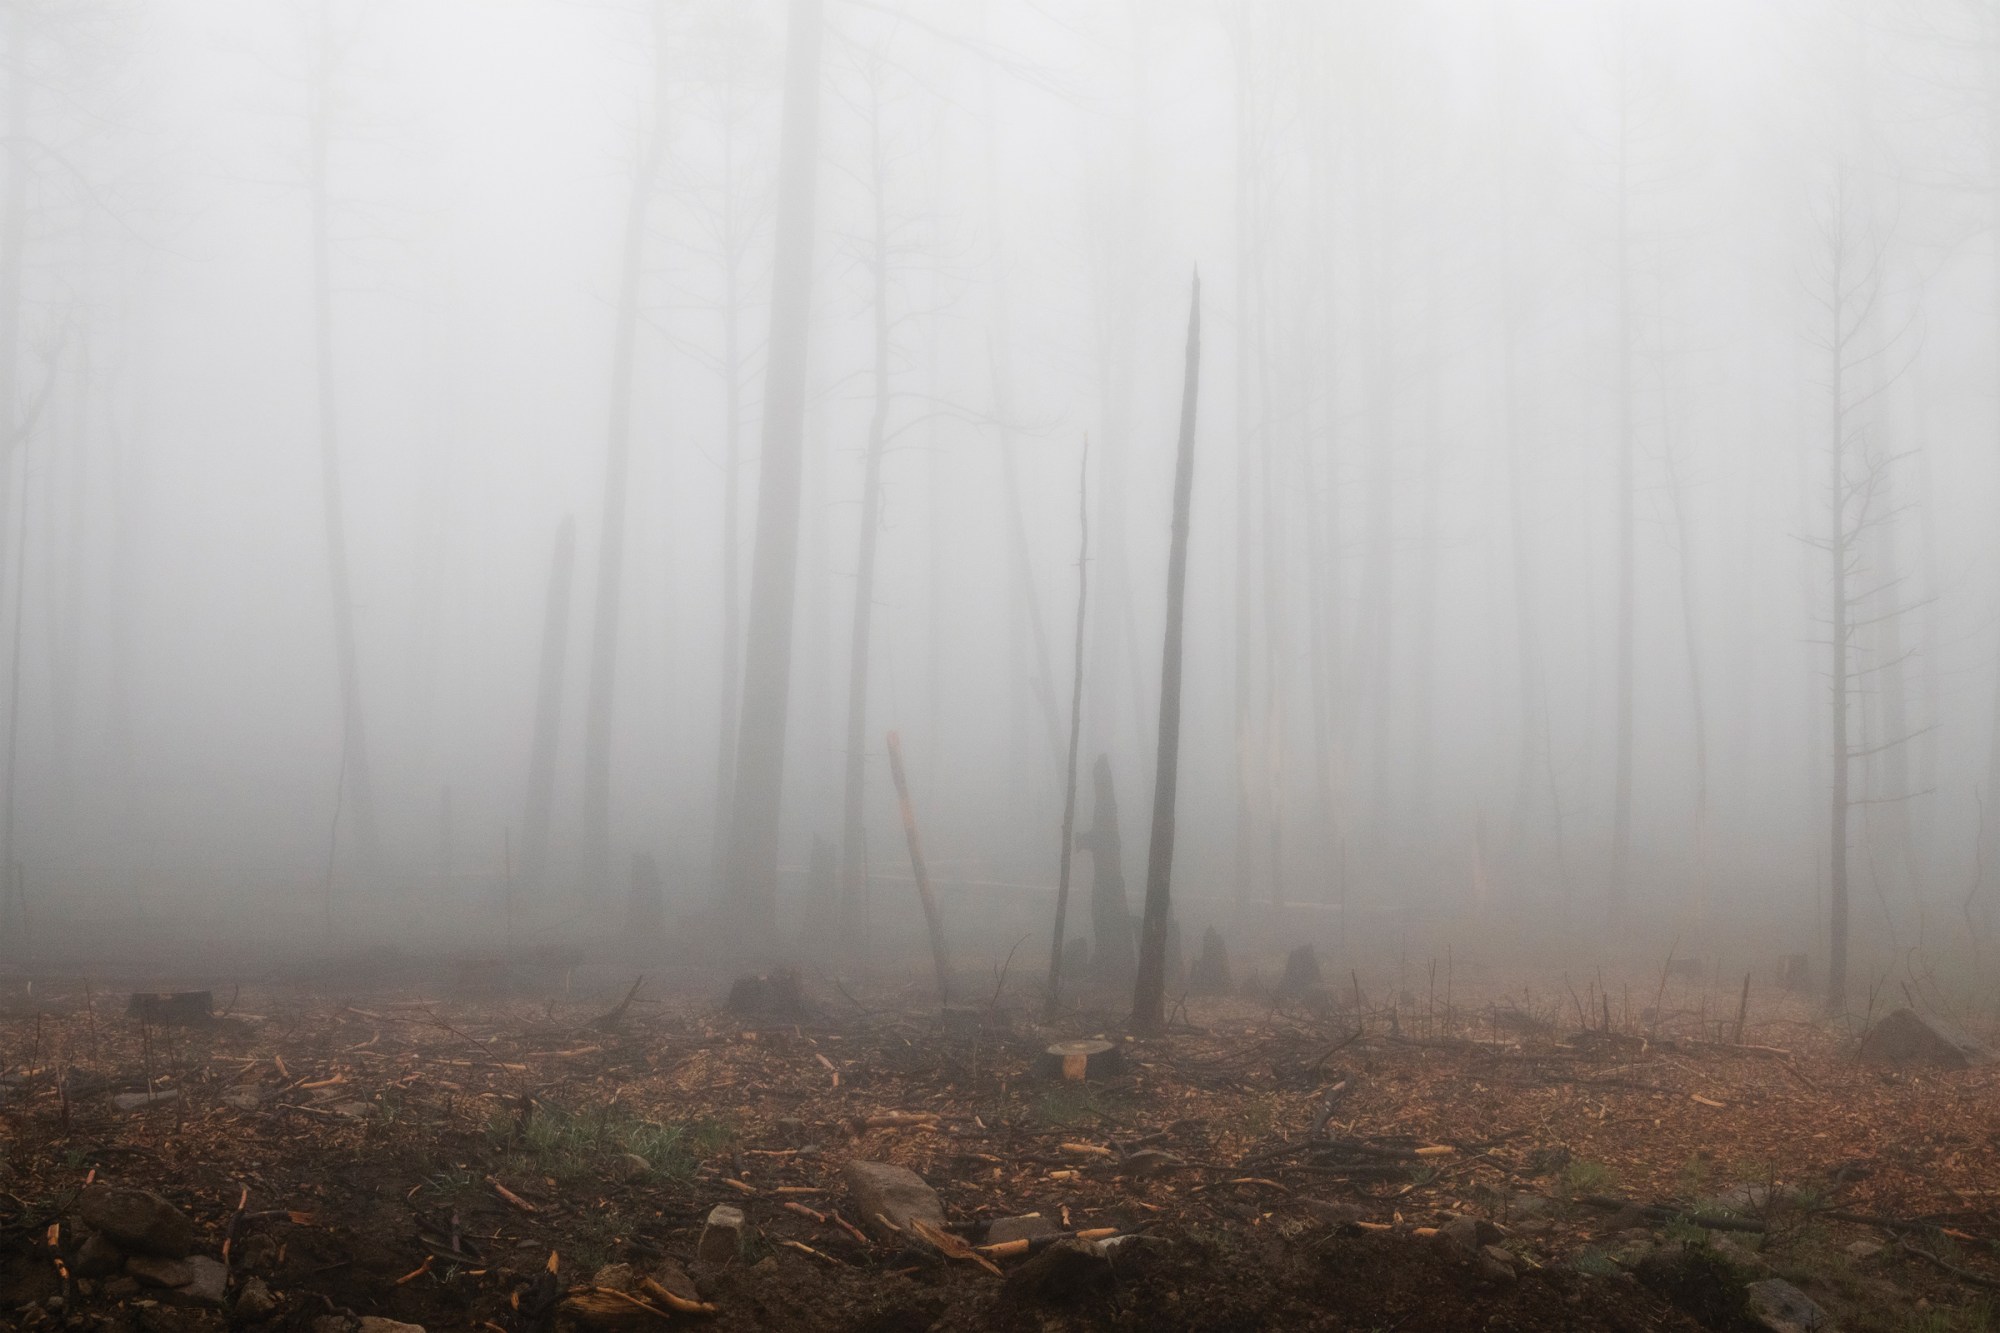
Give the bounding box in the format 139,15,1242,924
4,0,2000,993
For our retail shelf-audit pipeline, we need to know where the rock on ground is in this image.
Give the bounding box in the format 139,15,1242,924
79,1185,193,1258
841,1160,945,1239
696,1203,753,1264
180,1255,228,1307
987,1214,1060,1245
236,1277,279,1319
125,1255,193,1288
1858,1007,1994,1068
1746,1278,1837,1333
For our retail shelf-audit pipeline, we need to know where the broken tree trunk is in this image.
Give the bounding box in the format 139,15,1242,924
1045,441,1091,1018
1131,271,1203,1036
520,516,575,890
886,730,950,1003
1082,755,1134,984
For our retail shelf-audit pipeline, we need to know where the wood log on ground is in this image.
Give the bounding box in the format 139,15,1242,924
125,992,213,1027
1035,1038,1124,1082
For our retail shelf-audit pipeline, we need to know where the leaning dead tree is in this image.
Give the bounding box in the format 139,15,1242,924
1132,273,1203,1037
1044,440,1091,1018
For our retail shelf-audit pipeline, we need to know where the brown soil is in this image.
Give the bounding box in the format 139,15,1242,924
0,965,1994,1331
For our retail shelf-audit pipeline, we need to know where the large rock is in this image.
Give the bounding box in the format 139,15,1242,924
73,1232,124,1278
842,1160,944,1239
1745,1278,1836,1333
80,1184,193,1258
1859,1008,1994,1069
126,1255,194,1288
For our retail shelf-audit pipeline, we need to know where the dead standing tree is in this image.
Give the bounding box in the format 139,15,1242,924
579,0,672,901
722,0,824,942
1044,441,1090,1018
519,516,576,891
1132,273,1202,1037
304,0,383,870
1798,169,1925,1014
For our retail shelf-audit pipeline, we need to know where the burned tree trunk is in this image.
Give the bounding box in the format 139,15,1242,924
1132,273,1203,1037
837,69,894,966
520,516,576,890
306,1,382,870
1082,755,1133,985
1044,442,1091,1017
580,2,671,900
722,0,824,942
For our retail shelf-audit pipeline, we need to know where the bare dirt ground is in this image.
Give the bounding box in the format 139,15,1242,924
1,955,1996,1332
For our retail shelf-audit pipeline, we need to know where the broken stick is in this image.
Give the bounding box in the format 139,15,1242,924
886,729,951,1004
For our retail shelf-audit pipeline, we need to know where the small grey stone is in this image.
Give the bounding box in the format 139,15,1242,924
1434,1214,1481,1259
1845,1239,1883,1262
986,1214,1059,1245
1479,1244,1518,1283
220,1088,264,1111
236,1234,280,1272
101,1277,139,1301
611,1153,650,1180
125,1255,193,1289
696,1204,753,1265
110,1090,181,1113
236,1277,279,1319
179,1256,227,1307
1116,1148,1183,1177
841,1160,945,1239
1746,1277,1837,1333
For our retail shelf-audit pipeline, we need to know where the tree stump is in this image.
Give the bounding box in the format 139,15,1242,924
1189,926,1231,995
1035,1038,1123,1082
1280,944,1322,993
125,992,213,1027
725,969,812,1021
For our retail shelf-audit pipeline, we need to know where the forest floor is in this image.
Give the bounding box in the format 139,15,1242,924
1,955,1997,1332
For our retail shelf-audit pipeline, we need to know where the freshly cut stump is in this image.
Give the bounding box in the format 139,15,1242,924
1035,1039,1123,1082
125,991,213,1026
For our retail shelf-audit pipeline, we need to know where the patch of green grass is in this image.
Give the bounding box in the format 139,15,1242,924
1905,1302,1996,1333
1559,1159,1616,1198
487,1101,727,1183
1031,1082,1099,1128
1676,1155,1713,1200
415,1168,484,1209
1573,1246,1618,1278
